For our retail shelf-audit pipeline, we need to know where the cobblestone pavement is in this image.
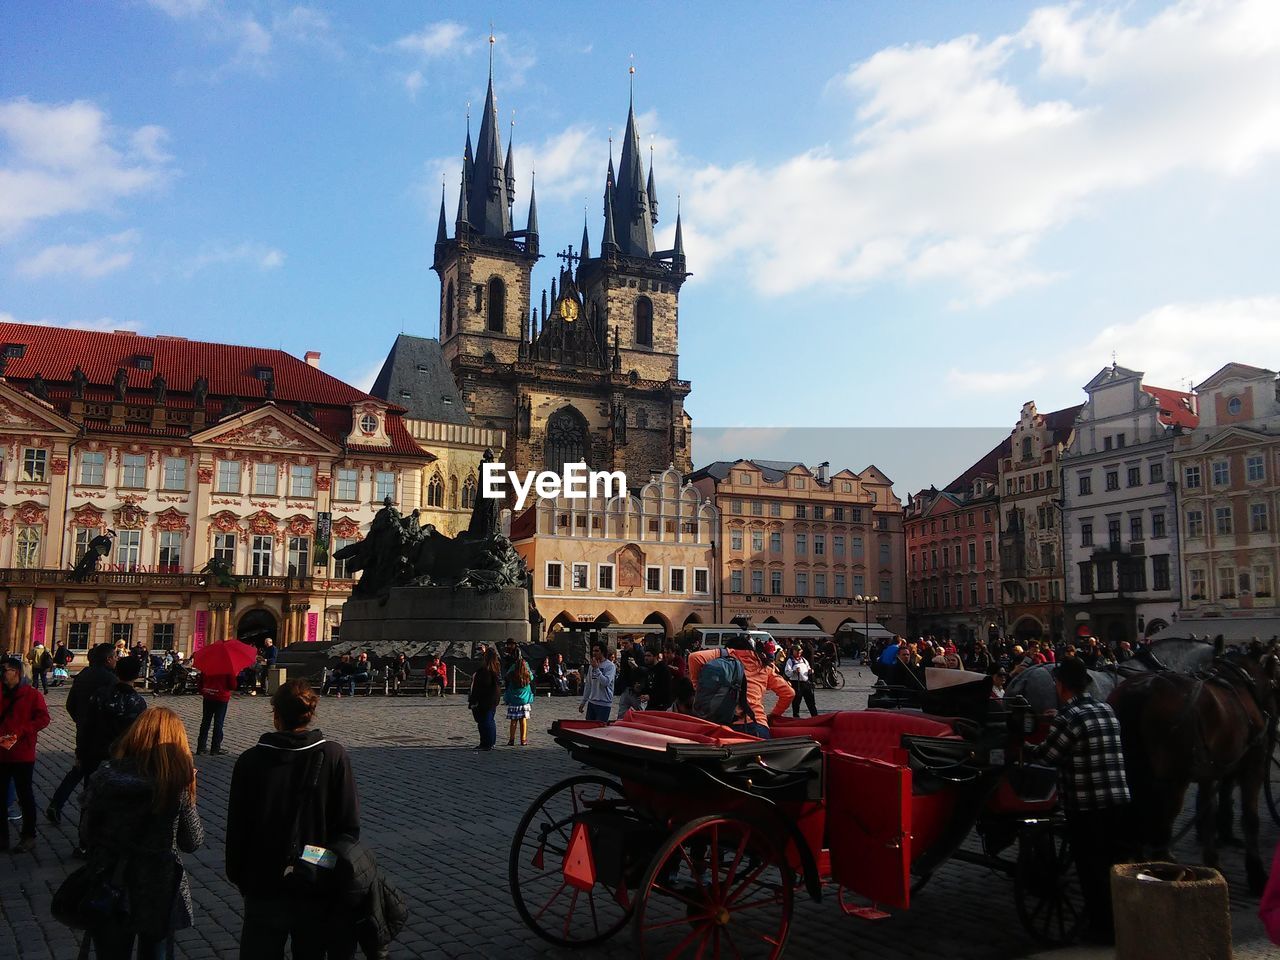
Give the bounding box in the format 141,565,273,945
2,669,1274,959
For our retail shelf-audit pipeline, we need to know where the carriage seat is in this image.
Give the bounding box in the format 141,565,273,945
772,709,962,764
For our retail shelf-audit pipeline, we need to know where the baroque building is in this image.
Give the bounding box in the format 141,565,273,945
688,460,907,638
1061,364,1197,645
427,65,692,488
0,322,430,654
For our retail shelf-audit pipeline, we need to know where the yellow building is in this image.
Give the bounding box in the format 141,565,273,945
0,321,431,654
509,467,717,638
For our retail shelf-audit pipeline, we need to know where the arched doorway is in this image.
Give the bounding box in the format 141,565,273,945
682,612,703,626
237,607,278,644
1145,618,1169,638
643,611,672,638
762,616,779,625
799,616,822,629
1012,616,1044,642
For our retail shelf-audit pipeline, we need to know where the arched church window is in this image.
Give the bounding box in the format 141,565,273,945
462,475,477,509
487,277,505,333
545,406,591,472
427,474,444,508
449,475,458,508
635,296,653,347
445,281,455,337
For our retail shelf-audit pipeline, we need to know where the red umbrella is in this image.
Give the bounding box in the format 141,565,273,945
192,638,260,678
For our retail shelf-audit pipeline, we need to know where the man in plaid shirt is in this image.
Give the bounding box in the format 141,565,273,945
1030,656,1132,944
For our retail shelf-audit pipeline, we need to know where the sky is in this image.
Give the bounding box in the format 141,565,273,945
3,1,1279,493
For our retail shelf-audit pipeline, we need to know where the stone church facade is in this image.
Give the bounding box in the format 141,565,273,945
429,67,693,490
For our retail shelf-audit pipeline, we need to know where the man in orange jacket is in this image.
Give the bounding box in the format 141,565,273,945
688,637,794,738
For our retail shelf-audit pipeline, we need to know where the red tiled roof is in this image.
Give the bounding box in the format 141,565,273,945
0,320,386,409
1141,385,1198,429
1042,404,1084,444
945,437,1010,493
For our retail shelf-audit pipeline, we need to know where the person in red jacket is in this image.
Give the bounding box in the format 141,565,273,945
196,670,235,755
0,656,51,852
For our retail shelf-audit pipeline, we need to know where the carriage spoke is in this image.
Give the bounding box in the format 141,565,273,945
725,859,770,904
653,881,707,910
534,881,569,922
679,846,711,897
726,894,784,915
562,888,580,939
666,919,713,959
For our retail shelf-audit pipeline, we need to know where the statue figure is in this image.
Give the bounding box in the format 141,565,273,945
465,448,499,541
0,353,7,377
295,401,314,423
518,396,532,440
69,529,116,582
200,556,240,590
264,377,275,401
223,395,242,417
151,374,167,405
113,367,128,401
612,401,627,445
70,365,88,399
29,373,49,401
192,375,209,408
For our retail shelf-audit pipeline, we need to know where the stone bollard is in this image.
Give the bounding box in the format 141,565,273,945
267,666,287,696
1111,862,1231,960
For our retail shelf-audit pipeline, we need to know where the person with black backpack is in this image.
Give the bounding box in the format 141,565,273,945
688,635,794,738
226,678,360,959
80,656,148,780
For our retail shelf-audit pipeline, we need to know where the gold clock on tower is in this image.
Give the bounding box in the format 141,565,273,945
558,297,579,322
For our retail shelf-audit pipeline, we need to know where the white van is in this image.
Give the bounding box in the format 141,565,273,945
690,626,776,651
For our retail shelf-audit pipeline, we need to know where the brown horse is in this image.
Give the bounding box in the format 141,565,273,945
1110,642,1279,893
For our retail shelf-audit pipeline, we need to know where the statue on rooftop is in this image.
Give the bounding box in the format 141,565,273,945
70,365,88,400
193,375,209,408
113,367,128,401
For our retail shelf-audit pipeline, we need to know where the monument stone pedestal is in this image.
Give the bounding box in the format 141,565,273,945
338,585,531,647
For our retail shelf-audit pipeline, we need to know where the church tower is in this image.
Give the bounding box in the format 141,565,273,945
431,59,691,487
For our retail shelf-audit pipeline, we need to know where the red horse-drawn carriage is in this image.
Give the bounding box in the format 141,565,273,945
509,681,1083,958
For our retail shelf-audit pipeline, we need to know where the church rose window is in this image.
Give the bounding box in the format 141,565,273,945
545,407,590,472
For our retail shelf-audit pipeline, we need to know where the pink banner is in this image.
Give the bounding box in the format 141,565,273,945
194,610,208,651
306,611,319,643
31,607,47,646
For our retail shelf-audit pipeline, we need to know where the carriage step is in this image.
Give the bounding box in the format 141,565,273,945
838,887,891,920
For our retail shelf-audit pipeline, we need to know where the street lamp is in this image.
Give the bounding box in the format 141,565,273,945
855,594,879,645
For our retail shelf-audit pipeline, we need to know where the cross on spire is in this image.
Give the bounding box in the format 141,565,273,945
557,245,581,270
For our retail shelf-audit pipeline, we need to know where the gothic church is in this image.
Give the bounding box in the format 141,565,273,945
410,63,693,488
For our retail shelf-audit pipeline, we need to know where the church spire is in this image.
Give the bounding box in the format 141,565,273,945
673,196,684,257
454,163,469,236
646,144,659,227
466,56,512,238
611,65,656,257
580,211,591,262
504,114,516,206
436,179,448,244
602,175,619,256
526,172,539,237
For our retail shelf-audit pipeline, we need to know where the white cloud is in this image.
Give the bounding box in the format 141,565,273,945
0,309,143,334
671,0,1280,301
945,367,1046,394
17,230,140,278
404,70,425,99
0,98,172,238
393,21,471,58
145,0,208,16
147,1,340,75
183,241,285,276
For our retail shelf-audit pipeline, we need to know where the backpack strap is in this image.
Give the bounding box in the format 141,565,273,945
286,749,326,865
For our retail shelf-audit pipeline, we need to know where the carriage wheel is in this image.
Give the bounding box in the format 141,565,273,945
827,667,846,689
509,775,633,947
633,815,793,960
1014,822,1083,946
1264,720,1280,825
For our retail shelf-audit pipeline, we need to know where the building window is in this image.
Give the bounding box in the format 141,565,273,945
795,573,808,597
769,531,782,554
984,539,993,562
814,573,827,598
572,563,590,590
1189,568,1206,600
1256,565,1273,599
79,451,106,485
116,530,141,571
1126,466,1141,488
646,566,662,592
545,406,590,470
1217,566,1236,600
487,276,505,333
15,527,41,568
253,463,277,496
853,575,865,595
1096,560,1114,593
794,504,806,519
1251,503,1269,533
1214,506,1233,535
730,528,743,551
163,457,187,491
731,499,742,515
1247,455,1265,483
375,471,396,502
1152,554,1170,591
111,624,133,646
813,534,826,557
694,568,709,593
634,296,653,346
74,528,96,562
1149,461,1164,484
152,623,176,651
332,538,355,578
213,533,236,568
751,569,763,594
793,477,806,490
22,448,48,483
813,506,825,521
287,536,310,575
216,460,240,494
335,467,358,501
427,474,444,507
879,542,891,564
250,535,273,576
1107,518,1121,547
1130,516,1143,542
1184,465,1201,489
770,502,781,517
598,564,615,591
967,541,976,565
1211,461,1230,486
545,562,563,589
731,570,743,594
670,568,686,593
68,622,91,652
1186,509,1204,538
445,280,455,337
834,507,845,521
833,535,845,558
750,500,762,516
770,570,783,595
1104,470,1119,491
751,529,764,553
158,532,183,572
121,453,146,489
834,573,846,597
795,534,807,556
1152,512,1166,538
288,465,314,498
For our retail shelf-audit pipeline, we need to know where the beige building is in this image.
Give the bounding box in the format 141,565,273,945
689,460,907,637
1173,362,1280,637
509,467,717,638
0,321,431,654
